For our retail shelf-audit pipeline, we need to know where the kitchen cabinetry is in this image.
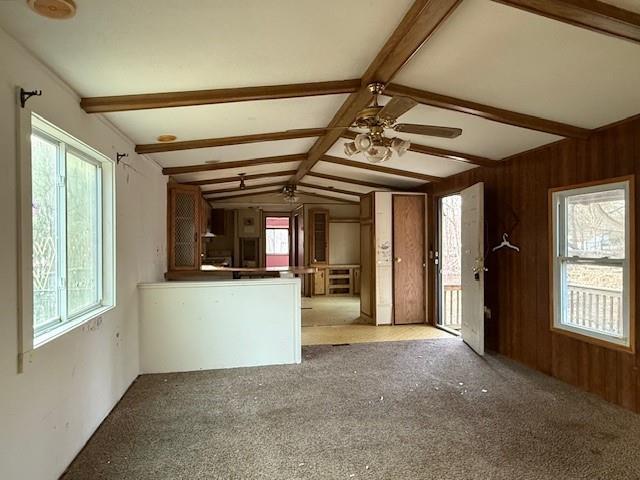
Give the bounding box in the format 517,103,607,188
313,268,327,295
168,184,202,271
309,209,329,265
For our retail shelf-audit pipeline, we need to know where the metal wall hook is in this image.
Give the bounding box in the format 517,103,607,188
20,88,42,108
116,152,129,164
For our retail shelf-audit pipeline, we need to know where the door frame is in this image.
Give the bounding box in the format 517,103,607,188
391,193,428,325
261,212,292,268
435,192,463,336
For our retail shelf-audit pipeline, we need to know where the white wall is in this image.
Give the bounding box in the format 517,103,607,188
329,222,360,265
139,279,301,373
0,28,167,480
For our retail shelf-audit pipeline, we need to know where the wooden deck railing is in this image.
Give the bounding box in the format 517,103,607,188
441,285,462,329
567,285,623,335
441,284,622,336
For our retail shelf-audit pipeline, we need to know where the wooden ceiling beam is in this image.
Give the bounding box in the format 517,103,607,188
208,188,284,202
136,127,327,154
321,155,441,182
298,182,362,197
161,154,304,175
492,0,640,45
342,130,496,167
81,79,361,113
182,169,297,186
384,83,590,139
293,0,463,182
305,171,394,190
202,182,286,196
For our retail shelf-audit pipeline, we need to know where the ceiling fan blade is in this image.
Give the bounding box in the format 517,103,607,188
377,96,417,122
393,124,462,138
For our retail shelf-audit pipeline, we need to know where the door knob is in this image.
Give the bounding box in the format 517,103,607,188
395,257,402,263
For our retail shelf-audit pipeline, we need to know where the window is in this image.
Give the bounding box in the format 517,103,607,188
27,114,115,346
550,177,634,351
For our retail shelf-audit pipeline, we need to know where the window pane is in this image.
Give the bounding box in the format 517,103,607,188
266,229,289,255
31,133,60,327
563,262,623,337
66,151,99,315
566,188,625,258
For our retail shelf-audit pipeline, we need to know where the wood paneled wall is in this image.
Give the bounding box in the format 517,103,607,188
425,116,640,412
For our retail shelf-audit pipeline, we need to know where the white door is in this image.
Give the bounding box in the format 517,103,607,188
460,182,485,355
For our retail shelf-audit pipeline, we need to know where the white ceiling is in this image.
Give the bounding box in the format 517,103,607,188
150,138,316,168
311,161,426,190
601,0,640,14
300,177,379,194
172,163,300,184
105,95,347,144
209,192,347,206
198,175,293,193
0,0,413,96
296,186,359,202
394,0,640,129
204,185,283,199
1,0,638,189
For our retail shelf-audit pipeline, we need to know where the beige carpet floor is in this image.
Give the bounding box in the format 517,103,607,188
62,338,640,479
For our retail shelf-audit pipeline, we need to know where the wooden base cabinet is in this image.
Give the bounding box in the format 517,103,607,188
313,268,327,295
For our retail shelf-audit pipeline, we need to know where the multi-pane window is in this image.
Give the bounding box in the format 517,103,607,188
551,178,633,350
30,114,114,342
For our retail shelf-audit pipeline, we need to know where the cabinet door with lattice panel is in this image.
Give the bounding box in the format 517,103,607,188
168,185,201,271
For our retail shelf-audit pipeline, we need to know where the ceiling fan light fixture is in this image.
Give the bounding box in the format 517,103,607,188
344,142,359,157
365,145,391,164
354,133,373,152
282,184,298,204
390,137,410,156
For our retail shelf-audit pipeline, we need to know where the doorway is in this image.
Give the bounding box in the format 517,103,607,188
437,194,462,334
264,215,290,268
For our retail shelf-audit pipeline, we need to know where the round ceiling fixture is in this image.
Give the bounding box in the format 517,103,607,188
157,134,177,142
27,0,76,20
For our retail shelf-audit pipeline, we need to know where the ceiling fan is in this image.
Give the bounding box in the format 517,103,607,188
282,184,298,204
341,82,462,163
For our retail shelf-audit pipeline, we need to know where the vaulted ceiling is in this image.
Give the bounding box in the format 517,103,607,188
1,0,639,205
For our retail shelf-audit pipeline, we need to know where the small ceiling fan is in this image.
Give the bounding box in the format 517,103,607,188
282,184,298,204
340,82,462,163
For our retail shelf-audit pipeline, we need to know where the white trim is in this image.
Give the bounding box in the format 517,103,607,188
551,180,630,348
18,108,117,365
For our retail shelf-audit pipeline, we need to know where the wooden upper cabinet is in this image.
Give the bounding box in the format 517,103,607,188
168,184,202,271
309,208,329,265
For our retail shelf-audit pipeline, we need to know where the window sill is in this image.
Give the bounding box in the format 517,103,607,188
33,304,115,350
550,324,634,354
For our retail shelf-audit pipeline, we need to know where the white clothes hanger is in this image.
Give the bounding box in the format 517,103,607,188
492,233,520,252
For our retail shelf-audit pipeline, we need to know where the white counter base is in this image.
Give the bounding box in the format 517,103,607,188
138,278,301,373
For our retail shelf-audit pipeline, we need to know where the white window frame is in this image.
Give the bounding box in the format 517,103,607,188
18,110,116,357
550,177,635,352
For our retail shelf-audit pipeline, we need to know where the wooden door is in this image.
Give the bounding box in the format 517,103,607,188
168,185,201,271
393,195,426,324
460,182,485,355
